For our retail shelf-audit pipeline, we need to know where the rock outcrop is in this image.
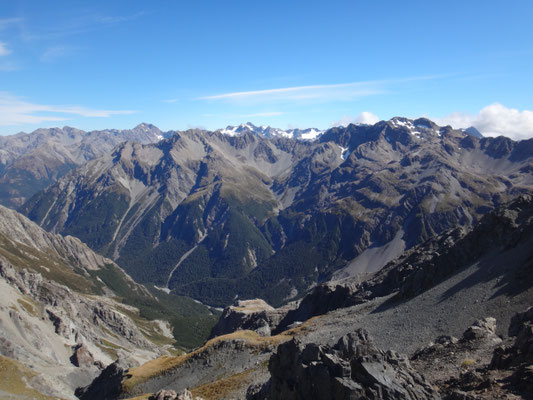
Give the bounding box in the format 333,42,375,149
75,355,140,400
149,388,205,400
490,306,533,397
249,329,439,400
210,299,296,338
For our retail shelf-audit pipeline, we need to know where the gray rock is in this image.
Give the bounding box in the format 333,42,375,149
462,317,497,341
150,389,178,400
70,343,94,368
210,299,294,338
249,329,439,400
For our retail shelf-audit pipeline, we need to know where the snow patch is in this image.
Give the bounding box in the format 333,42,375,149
339,145,350,160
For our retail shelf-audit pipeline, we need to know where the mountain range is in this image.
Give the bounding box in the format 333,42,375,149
20,117,533,308
0,123,168,208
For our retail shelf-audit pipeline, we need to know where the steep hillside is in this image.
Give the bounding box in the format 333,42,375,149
0,123,167,208
0,205,220,399
21,118,533,307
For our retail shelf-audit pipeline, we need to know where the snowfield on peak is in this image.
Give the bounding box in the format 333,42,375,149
218,122,324,140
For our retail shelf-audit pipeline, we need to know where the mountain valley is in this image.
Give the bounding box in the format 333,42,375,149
0,118,532,399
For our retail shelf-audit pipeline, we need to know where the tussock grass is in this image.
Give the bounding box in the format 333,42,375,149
16,297,38,316
191,368,254,400
0,355,56,399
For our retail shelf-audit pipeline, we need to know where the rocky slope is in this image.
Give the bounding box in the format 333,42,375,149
273,194,533,332
0,205,218,399
21,118,533,308
0,123,168,208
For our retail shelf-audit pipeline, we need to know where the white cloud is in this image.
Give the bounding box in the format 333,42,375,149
434,103,533,140
0,92,136,126
198,82,383,103
197,75,446,105
0,42,11,56
331,111,380,127
163,98,179,103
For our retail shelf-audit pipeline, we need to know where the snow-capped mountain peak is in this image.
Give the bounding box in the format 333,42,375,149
218,123,324,140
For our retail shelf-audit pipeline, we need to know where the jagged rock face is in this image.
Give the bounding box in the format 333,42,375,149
490,306,533,396
75,355,140,400
249,329,439,400
0,123,167,208
21,119,533,307
0,257,166,399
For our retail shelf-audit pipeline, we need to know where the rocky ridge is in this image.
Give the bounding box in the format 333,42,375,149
65,192,533,400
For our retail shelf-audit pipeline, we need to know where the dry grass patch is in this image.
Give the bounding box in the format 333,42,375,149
0,355,57,400
123,329,291,393
191,368,254,400
16,297,39,317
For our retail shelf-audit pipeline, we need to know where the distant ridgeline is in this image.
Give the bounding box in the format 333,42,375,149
20,118,533,307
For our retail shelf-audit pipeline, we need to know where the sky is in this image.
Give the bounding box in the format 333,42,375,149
0,0,532,139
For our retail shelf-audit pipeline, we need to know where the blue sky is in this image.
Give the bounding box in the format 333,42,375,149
0,0,532,139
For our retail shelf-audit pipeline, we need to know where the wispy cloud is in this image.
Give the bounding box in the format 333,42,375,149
20,12,144,41
198,75,446,104
0,42,11,56
0,17,23,30
0,61,19,72
40,45,71,62
0,92,136,126
198,82,383,103
163,99,179,103
434,103,533,140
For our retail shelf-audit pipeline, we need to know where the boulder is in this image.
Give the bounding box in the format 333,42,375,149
462,317,497,341
150,390,178,400
75,354,140,400
70,343,94,367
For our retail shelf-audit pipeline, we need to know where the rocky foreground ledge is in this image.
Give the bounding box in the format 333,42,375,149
246,310,533,400
74,308,533,400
